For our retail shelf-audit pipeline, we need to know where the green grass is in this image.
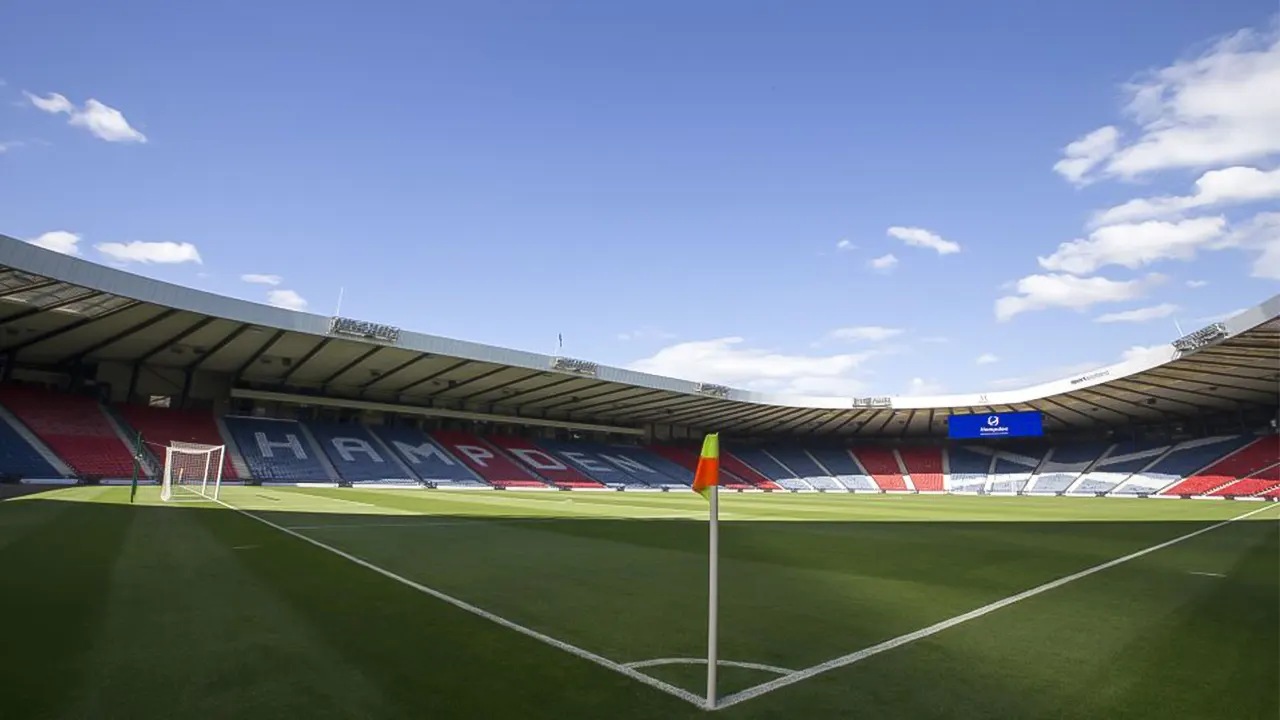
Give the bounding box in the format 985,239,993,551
1,486,1275,719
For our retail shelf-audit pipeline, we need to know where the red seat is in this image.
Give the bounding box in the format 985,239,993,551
485,436,603,489
899,447,944,492
0,386,135,478
117,405,238,479
852,447,908,490
428,430,549,488
1161,436,1279,496
647,445,753,489
1208,464,1280,497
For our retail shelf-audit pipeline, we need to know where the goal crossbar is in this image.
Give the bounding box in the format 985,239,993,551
160,442,226,502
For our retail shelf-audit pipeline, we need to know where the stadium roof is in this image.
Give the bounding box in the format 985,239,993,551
1,233,1277,438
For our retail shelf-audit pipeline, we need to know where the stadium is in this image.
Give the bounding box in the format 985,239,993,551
0,232,1277,718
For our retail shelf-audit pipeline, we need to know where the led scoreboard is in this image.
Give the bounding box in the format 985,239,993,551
948,411,1043,439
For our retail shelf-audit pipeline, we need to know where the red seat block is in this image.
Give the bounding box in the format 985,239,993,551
485,436,603,489
1161,436,1279,496
117,405,238,479
429,431,549,488
0,386,135,478
852,447,907,491
647,445,753,489
899,447,944,492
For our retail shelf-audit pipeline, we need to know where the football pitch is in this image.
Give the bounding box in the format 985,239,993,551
1,486,1276,719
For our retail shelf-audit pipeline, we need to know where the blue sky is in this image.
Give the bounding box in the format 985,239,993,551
2,1,1277,399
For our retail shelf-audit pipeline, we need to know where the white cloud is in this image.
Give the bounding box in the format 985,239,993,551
0,140,23,154
1037,216,1228,275
96,241,201,264
887,226,961,255
835,239,856,251
1062,24,1280,181
241,273,283,286
989,361,1101,390
919,336,949,344
1186,279,1208,288
902,377,946,396
628,337,878,396
267,289,308,311
28,230,82,256
995,273,1163,322
1053,126,1120,184
25,91,146,143
824,326,903,343
869,253,899,272
616,327,676,342
1192,308,1246,323
1226,211,1280,280
1093,166,1280,226
1119,344,1172,365
975,353,999,365
1094,303,1179,323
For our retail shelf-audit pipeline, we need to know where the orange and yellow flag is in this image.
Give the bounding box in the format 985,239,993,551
691,433,720,500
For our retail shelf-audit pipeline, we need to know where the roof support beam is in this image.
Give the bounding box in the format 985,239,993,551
0,278,60,299
552,388,668,414
823,410,870,435
435,366,516,398
627,398,737,426
136,316,217,364
61,308,180,366
397,359,471,395
187,324,249,371
495,377,585,408
455,370,545,401
728,406,810,434
0,290,102,328
234,329,288,379
360,353,433,390
321,346,383,387
0,300,139,356
280,338,331,383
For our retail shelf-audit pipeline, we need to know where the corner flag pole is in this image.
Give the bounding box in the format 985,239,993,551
691,432,721,709
707,482,719,709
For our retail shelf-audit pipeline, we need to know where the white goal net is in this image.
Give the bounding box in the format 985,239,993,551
160,442,225,502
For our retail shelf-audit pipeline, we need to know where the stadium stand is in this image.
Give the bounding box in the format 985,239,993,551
307,423,413,484
647,445,753,489
851,448,908,491
429,431,550,488
948,446,991,493
223,416,332,481
370,426,487,487
486,435,604,489
1069,441,1171,495
1258,484,1280,500
898,447,944,492
604,446,691,488
988,448,1045,494
1208,463,1280,498
807,448,878,491
0,385,137,478
536,440,651,489
718,452,783,490
732,448,812,490
0,408,61,478
766,448,844,490
1113,436,1255,495
1026,443,1108,494
117,405,238,479
1160,435,1280,496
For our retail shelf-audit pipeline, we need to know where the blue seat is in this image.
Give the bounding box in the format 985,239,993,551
371,426,487,486
948,447,991,493
807,448,877,491
0,414,59,478
223,417,329,481
309,423,412,483
768,448,844,490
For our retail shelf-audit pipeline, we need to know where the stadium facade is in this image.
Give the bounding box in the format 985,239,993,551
0,233,1276,499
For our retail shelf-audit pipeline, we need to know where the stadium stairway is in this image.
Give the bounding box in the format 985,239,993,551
1207,463,1280,498
1159,435,1280,496
534,440,652,489
807,448,878,491
647,445,753,490
370,426,488,487
987,448,1046,494
852,447,909,491
117,405,239,480
0,402,67,479
731,448,813,491
898,447,944,492
485,436,605,489
1026,443,1109,495
428,431,551,488
308,423,417,485
222,416,333,482
0,385,140,479
1112,436,1255,496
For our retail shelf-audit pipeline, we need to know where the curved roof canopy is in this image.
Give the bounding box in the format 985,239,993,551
1,234,1276,437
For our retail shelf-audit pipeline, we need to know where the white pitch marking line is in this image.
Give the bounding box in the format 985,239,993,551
626,658,795,676
715,503,1278,711
214,497,705,709
1188,571,1226,578
284,518,562,531
231,545,259,550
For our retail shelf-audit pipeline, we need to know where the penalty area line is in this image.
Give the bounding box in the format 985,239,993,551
716,503,1278,711
212,498,706,709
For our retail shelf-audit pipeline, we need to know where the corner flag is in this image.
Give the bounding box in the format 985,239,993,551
692,433,719,499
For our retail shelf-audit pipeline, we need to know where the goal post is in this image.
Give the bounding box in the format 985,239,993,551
160,442,225,502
